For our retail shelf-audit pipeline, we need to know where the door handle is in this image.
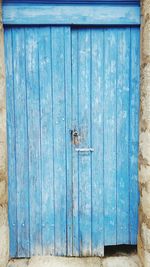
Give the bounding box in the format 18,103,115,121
75,148,94,152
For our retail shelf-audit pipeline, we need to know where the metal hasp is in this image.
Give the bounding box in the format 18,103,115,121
75,148,94,152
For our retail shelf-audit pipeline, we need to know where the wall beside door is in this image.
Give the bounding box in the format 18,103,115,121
0,2,9,267
138,1,150,267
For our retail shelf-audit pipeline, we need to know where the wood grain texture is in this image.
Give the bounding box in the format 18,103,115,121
71,29,80,256
2,4,140,25
38,27,54,254
5,25,140,257
78,29,92,256
129,27,140,244
5,28,18,257
104,28,117,246
116,28,130,244
25,27,42,256
12,28,30,257
51,27,67,256
64,27,72,256
91,28,104,256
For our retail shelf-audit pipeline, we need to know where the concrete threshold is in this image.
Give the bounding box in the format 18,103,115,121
7,254,141,267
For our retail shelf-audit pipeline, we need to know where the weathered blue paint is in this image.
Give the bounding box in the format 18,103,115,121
4,25,140,257
2,4,140,25
78,29,92,256
3,0,140,4
38,27,55,255
71,29,79,256
104,28,117,245
64,27,73,256
129,28,140,244
51,27,68,256
116,28,130,244
91,28,104,255
13,28,30,257
26,27,43,256
5,28,18,257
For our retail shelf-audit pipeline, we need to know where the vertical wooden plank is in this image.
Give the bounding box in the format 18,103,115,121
12,28,30,257
4,28,17,257
104,28,117,245
25,27,42,256
64,27,72,256
129,27,140,244
91,28,104,256
78,29,91,256
38,26,54,254
116,27,130,244
72,29,79,256
51,26,67,256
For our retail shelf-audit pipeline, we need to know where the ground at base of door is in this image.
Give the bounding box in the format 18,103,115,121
7,254,141,267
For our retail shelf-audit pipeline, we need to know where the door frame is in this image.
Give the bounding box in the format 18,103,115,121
2,0,141,259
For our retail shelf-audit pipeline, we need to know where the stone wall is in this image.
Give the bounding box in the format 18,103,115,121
138,0,150,266
0,1,9,266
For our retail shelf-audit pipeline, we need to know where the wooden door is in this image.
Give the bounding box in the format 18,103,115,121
4,25,140,257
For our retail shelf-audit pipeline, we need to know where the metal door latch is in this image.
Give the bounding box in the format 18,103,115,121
75,148,94,152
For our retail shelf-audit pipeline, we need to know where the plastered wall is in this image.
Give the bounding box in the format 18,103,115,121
138,0,150,266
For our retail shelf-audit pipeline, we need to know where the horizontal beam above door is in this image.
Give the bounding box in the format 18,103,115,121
3,0,140,4
2,4,140,25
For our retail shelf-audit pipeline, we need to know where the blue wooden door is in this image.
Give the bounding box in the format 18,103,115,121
4,25,140,257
